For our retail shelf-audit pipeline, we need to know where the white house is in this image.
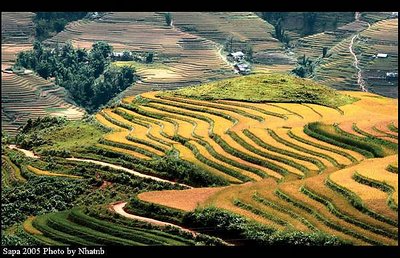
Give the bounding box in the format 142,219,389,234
377,53,388,58
112,52,124,58
386,72,398,78
229,51,245,61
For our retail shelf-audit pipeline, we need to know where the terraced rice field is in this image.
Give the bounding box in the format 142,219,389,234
170,12,287,66
355,18,398,98
45,12,234,96
311,15,397,97
1,12,35,44
1,72,85,135
1,155,26,188
97,88,399,246
24,208,199,246
1,12,86,135
25,165,83,179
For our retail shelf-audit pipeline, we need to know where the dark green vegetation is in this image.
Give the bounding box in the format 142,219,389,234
292,55,316,78
260,12,355,37
34,12,88,41
305,122,398,158
16,116,105,154
15,41,137,112
165,74,358,108
14,115,227,187
25,204,226,246
125,198,346,246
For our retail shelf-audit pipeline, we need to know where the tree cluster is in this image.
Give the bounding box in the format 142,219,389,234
34,12,88,41
292,55,315,78
15,41,137,113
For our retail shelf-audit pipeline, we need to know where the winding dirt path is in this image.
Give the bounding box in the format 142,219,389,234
349,34,367,92
217,45,233,68
110,201,198,236
7,145,192,188
66,157,192,188
8,145,39,158
350,12,368,92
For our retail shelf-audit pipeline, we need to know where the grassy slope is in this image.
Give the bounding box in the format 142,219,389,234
34,120,105,154
164,74,358,108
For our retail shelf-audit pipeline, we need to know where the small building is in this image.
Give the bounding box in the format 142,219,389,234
376,53,388,58
112,52,124,58
386,72,398,79
234,63,250,75
229,51,245,61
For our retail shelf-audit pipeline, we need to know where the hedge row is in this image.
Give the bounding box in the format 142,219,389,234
2,155,26,183
144,97,238,123
287,130,358,163
300,185,397,240
253,193,317,231
126,196,185,225
302,104,323,118
114,107,175,147
268,128,341,168
244,129,326,172
325,177,397,227
45,212,146,245
386,164,398,174
215,100,288,119
100,110,132,130
159,95,264,122
350,124,398,150
372,126,398,139
32,214,93,245
228,131,308,178
99,138,158,158
275,189,383,245
193,138,266,182
182,138,251,183
387,123,398,133
68,208,192,245
210,133,284,179
352,172,397,212
304,123,375,158
267,103,304,118
233,199,290,227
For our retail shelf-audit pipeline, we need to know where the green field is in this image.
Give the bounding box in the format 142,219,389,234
164,74,358,108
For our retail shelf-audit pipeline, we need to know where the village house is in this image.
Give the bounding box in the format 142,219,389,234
234,63,250,75
228,51,245,61
376,53,388,58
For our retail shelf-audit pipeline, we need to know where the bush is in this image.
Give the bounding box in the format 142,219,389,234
182,207,346,245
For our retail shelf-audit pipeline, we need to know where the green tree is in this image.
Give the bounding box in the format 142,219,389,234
145,52,154,63
292,54,315,78
303,12,318,35
224,36,234,53
164,12,172,26
322,47,328,58
245,44,254,62
121,51,133,61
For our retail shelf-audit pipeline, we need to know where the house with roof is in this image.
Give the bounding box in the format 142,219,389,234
228,51,245,61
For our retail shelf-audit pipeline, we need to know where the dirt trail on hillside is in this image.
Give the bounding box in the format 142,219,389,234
7,144,191,188
66,157,192,188
8,145,39,158
110,201,198,236
350,12,368,92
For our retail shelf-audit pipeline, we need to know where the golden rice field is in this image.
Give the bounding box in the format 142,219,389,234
90,87,399,246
